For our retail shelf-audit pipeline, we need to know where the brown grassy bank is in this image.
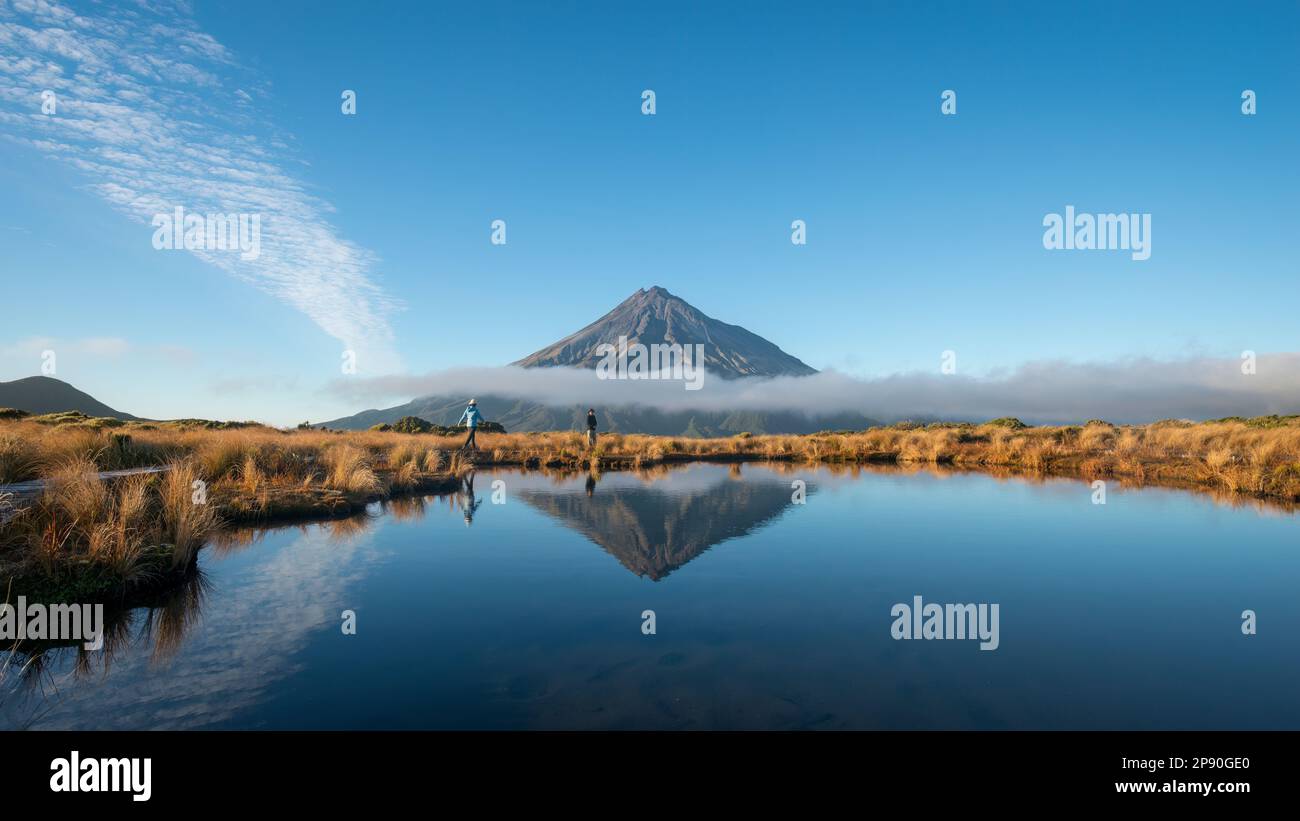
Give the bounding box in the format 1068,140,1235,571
430,417,1300,502
0,416,466,602
2,414,1299,602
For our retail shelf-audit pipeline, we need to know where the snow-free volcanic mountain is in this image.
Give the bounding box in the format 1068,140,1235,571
512,286,817,378
323,287,878,435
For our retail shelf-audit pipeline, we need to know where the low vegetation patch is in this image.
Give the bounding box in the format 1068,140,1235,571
371,416,508,436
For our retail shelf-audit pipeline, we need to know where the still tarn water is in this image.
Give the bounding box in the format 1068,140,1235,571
3,463,1297,730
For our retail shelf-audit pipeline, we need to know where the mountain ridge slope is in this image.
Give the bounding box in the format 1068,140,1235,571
0,376,138,420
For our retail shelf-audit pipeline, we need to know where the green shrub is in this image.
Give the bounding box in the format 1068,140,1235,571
391,416,435,434
985,417,1028,430
1244,415,1300,429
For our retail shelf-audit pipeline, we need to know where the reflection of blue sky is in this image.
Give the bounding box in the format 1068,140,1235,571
3,524,387,729
4,463,1299,730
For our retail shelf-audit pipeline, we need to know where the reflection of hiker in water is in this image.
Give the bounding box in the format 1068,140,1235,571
585,474,597,497
585,408,598,448
460,470,482,526
458,399,482,451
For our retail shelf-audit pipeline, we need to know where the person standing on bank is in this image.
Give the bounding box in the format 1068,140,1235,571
458,399,482,451
586,408,598,448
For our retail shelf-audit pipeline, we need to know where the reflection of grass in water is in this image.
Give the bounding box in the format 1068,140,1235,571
205,526,272,559
324,513,374,542
141,568,211,665
1,565,210,704
383,495,428,522
848,459,1300,514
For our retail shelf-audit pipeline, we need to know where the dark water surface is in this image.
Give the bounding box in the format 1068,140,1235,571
3,463,1298,729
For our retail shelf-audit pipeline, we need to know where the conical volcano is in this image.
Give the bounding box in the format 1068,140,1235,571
511,286,817,378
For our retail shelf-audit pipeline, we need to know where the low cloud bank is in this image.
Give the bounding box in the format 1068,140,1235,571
326,354,1300,425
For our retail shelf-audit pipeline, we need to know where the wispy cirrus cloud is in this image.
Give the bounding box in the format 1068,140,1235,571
0,0,402,372
1,334,194,363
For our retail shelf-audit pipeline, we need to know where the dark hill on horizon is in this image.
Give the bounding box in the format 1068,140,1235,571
322,287,878,435
0,376,138,420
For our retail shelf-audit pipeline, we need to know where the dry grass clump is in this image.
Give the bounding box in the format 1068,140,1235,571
196,434,250,482
160,460,222,569
0,429,40,483
321,444,381,494
2,456,221,588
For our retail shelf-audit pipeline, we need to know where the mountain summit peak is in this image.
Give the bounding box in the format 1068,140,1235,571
614,285,679,308
512,288,816,378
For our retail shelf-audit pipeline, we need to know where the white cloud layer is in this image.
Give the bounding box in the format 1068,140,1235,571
0,0,402,371
327,354,1300,425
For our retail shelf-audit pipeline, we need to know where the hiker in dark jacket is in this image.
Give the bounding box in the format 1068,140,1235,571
585,408,598,448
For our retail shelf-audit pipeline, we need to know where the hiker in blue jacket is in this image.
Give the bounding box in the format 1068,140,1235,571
458,398,482,451
460,470,482,525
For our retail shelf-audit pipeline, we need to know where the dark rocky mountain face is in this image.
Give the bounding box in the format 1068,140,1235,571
511,286,817,378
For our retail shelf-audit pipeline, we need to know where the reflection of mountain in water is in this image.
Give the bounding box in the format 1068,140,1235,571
517,471,802,580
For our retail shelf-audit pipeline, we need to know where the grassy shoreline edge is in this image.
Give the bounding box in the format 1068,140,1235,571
3,414,1299,606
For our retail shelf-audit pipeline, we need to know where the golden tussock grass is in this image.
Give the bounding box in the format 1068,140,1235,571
3,416,1299,594
3,417,1298,501
2,456,222,589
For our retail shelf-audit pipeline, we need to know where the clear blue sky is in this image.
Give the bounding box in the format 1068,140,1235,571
1,0,1296,424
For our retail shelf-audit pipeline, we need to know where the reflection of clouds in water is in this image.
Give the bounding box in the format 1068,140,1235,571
15,522,384,729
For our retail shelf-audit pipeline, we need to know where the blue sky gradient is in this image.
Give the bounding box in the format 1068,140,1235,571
1,0,1296,424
